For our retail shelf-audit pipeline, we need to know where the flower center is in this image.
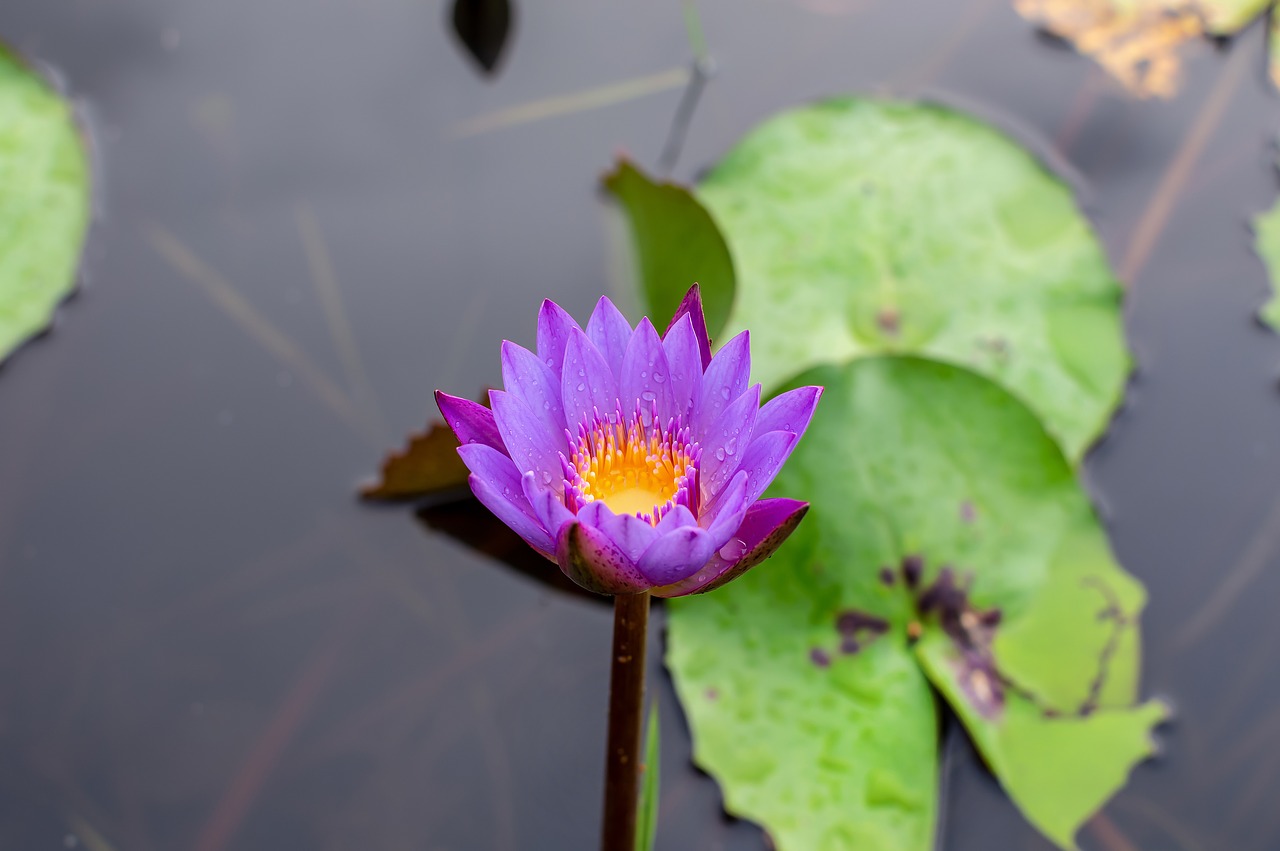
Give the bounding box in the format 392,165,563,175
562,407,700,525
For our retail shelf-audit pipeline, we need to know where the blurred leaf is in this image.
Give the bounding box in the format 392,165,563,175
361,421,470,501
1013,0,1271,98
604,159,735,337
450,0,513,75
697,99,1127,462
635,704,660,851
0,46,91,365
667,357,1156,851
1255,190,1280,332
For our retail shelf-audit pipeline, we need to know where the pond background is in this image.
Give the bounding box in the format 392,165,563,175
1,0,1279,848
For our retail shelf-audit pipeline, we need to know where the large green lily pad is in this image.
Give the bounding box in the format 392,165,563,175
667,357,1159,851
697,98,1127,462
0,46,91,364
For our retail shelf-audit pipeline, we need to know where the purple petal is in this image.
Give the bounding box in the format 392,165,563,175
577,500,660,564
489,389,568,490
620,317,675,423
502,341,567,434
435,391,505,454
458,444,555,556
654,504,697,535
536,299,580,374
522,471,574,539
651,499,809,598
561,328,620,428
738,429,801,504
699,384,760,494
637,526,717,586
586,296,633,377
696,330,751,436
555,522,652,596
757,386,822,441
703,469,749,542
665,284,712,370
662,314,703,423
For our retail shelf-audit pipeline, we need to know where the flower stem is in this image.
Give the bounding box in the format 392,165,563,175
600,590,650,851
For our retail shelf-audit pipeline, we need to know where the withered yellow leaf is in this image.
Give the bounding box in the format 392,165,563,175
1013,0,1270,98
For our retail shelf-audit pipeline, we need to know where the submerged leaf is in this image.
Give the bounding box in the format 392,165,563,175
1254,193,1280,332
604,159,735,337
697,98,1127,462
667,357,1155,850
0,46,91,365
450,0,514,75
1013,0,1270,98
361,421,470,501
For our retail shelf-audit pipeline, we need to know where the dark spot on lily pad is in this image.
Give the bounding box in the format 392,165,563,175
901,554,923,587
809,648,831,668
879,566,896,586
960,500,976,524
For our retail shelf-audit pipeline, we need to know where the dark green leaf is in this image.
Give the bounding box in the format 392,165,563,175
635,704,660,851
604,159,735,337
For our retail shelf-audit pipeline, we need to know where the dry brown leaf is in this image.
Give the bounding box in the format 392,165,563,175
1014,0,1213,98
360,421,471,501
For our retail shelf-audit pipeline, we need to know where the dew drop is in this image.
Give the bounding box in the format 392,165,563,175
543,401,551,410
719,538,748,561
641,390,657,403
641,371,648,379
541,470,554,484
715,447,726,462
653,372,666,383
577,382,587,392
725,437,738,456
720,386,731,400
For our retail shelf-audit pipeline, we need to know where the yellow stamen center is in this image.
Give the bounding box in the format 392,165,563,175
567,415,696,523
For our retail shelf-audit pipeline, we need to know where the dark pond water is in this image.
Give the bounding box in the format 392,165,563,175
1,0,1279,848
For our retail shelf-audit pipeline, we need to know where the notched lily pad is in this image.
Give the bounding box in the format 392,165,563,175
697,98,1127,462
0,45,91,366
604,158,735,337
667,357,1154,851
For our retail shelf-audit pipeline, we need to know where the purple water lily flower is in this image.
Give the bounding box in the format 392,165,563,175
435,286,821,597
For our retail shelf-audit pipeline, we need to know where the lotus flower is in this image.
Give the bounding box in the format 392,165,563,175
434,286,821,597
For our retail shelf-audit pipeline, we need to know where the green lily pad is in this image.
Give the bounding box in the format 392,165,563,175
667,357,1156,850
696,98,1127,462
0,46,91,364
916,631,1167,851
1254,195,1280,332
604,159,735,337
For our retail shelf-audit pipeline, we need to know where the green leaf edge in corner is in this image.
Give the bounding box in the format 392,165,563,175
602,158,735,338
0,44,91,365
1253,194,1280,332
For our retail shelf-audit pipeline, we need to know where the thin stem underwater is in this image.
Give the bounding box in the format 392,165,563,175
600,591,651,851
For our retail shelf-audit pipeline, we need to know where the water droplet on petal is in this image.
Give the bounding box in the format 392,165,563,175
641,391,657,403
653,372,666,383
715,447,726,462
541,470,553,484
577,382,586,392
720,386,731,400
725,437,738,456
719,538,748,561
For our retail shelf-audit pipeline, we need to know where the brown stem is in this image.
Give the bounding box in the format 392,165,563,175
600,591,650,851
